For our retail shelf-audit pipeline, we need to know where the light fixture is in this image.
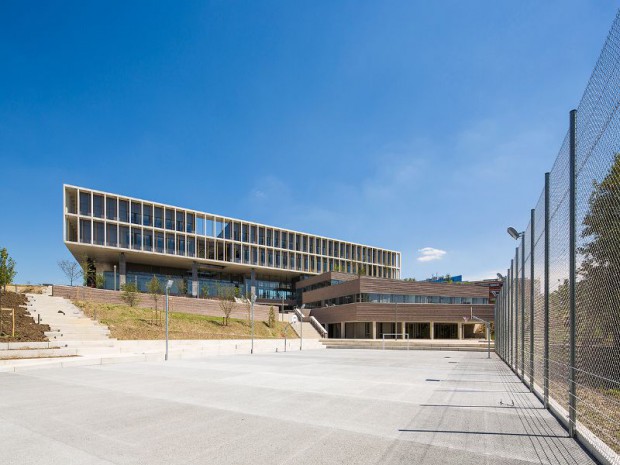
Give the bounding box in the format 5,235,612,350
496,273,504,281
507,227,523,240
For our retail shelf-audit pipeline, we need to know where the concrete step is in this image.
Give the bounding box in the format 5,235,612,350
0,348,78,360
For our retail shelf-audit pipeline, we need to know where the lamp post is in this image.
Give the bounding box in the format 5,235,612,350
298,304,306,350
113,265,117,291
165,280,173,361
250,290,256,354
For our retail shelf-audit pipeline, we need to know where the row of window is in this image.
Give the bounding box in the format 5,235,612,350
102,271,296,301
67,190,399,266
70,220,396,277
308,293,489,307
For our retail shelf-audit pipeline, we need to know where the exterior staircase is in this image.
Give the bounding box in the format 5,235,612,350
25,293,113,343
292,321,324,339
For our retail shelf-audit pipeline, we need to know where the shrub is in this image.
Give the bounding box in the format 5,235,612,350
121,283,139,307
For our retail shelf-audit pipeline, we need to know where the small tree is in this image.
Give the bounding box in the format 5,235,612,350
95,273,105,289
58,259,82,286
147,276,163,325
201,285,210,298
268,306,276,328
121,282,139,307
176,279,187,296
0,248,17,293
147,276,162,309
216,284,236,326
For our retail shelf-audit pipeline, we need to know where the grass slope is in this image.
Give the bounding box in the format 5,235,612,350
75,301,298,341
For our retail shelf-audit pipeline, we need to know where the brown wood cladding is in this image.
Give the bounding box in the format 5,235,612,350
296,271,358,290
302,275,489,304
302,279,361,304
309,303,494,324
358,277,488,297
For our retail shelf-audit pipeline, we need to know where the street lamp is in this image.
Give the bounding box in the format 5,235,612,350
507,227,523,240
496,273,504,281
165,280,173,361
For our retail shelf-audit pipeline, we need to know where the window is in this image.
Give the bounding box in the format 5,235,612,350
242,224,249,242
93,222,104,245
273,231,279,248
131,228,141,250
206,218,214,236
154,207,163,228
196,216,205,235
119,226,130,248
177,236,185,255
106,197,117,220
187,237,195,257
176,211,184,232
143,204,153,226
119,200,129,222
79,219,91,243
165,209,174,230
224,221,231,240
186,213,194,233
93,195,104,218
79,192,91,216
131,202,141,224
143,230,153,252
166,233,175,254
155,232,164,253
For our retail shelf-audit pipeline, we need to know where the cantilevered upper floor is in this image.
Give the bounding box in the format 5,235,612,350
63,184,401,279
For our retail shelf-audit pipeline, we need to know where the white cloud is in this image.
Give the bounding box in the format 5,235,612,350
417,247,447,262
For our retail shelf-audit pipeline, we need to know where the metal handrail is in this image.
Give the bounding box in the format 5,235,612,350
309,316,328,338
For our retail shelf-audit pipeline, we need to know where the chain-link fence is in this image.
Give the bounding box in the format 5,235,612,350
495,10,620,465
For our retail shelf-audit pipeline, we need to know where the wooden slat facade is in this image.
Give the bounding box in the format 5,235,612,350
309,302,494,324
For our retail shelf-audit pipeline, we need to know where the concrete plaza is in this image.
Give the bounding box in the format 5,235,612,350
0,350,595,464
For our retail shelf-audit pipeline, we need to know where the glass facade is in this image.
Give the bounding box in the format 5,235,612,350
65,185,401,304
307,293,489,307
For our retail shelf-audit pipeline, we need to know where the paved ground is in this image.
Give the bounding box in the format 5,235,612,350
0,350,596,465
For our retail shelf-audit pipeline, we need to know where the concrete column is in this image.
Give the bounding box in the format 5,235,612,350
429,322,434,340
191,262,198,297
458,322,463,340
119,253,126,286
402,322,407,339
340,322,346,339
372,321,377,339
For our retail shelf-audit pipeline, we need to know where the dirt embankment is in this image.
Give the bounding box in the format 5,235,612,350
0,291,50,342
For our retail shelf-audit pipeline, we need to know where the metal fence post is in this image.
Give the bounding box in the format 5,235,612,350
544,172,550,409
514,251,519,375
507,267,510,364
509,262,514,368
530,208,535,392
521,234,525,382
568,109,577,437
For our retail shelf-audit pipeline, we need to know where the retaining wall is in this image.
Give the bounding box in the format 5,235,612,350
52,285,273,321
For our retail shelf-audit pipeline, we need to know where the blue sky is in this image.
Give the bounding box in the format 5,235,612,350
0,1,617,284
